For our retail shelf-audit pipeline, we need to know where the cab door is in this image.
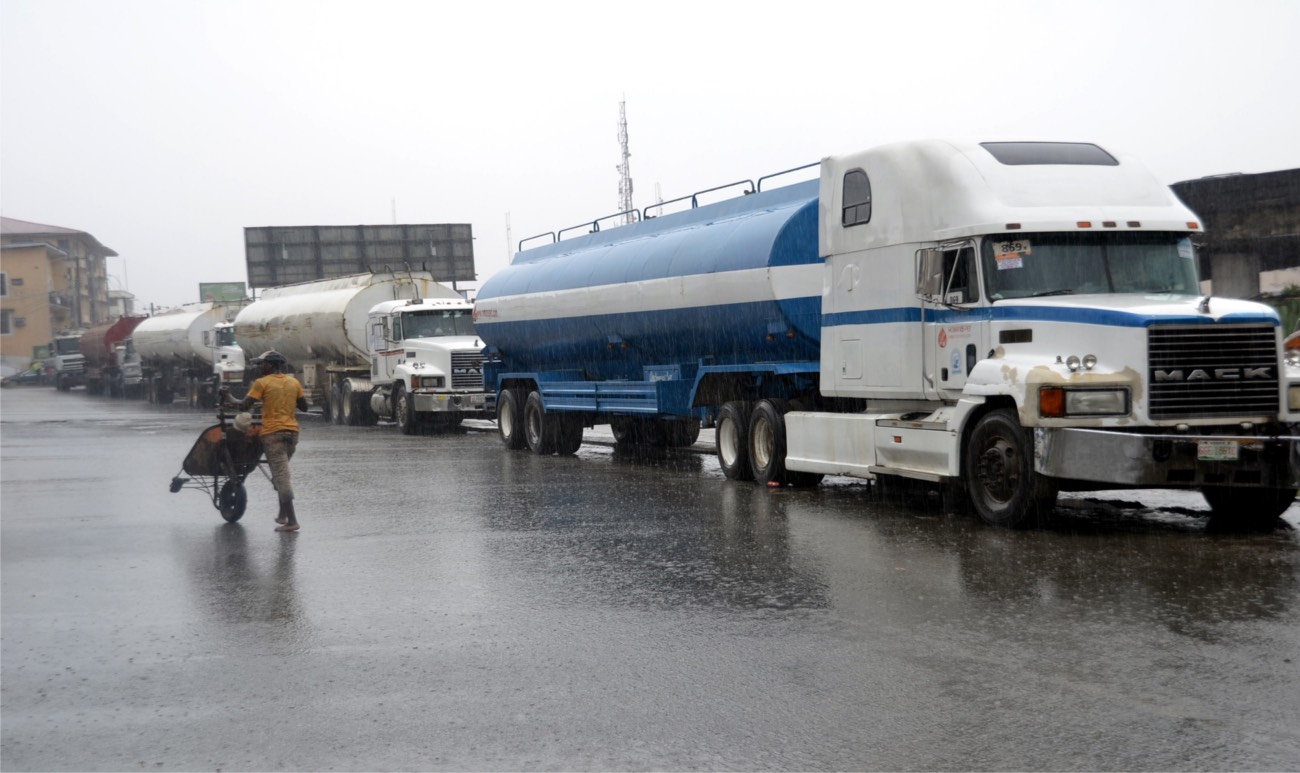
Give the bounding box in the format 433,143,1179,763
918,242,990,400
368,313,397,381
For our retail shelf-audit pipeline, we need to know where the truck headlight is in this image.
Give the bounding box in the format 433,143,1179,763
1039,386,1130,418
420,376,445,389
1285,349,1300,368
1289,384,1300,412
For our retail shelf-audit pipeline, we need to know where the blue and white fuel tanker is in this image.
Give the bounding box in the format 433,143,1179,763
475,139,1300,529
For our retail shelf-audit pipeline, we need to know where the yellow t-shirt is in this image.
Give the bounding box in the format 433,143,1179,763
249,373,305,435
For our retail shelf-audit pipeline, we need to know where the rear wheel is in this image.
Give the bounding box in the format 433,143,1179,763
498,388,527,449
340,381,356,425
716,401,754,481
1203,486,1295,532
964,409,1057,528
524,390,556,454
555,415,584,455
663,419,702,448
218,479,247,522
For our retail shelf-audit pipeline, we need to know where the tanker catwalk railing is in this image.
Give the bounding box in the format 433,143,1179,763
515,162,817,253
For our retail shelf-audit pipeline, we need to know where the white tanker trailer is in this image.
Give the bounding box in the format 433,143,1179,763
233,271,489,431
135,302,248,407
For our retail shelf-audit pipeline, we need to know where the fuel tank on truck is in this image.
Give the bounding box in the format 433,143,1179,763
134,303,241,365
233,272,459,366
474,179,824,380
78,316,148,369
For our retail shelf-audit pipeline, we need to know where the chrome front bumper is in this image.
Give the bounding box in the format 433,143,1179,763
1035,427,1300,489
413,392,488,414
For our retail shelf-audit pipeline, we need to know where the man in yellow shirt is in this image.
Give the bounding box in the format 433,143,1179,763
227,351,308,532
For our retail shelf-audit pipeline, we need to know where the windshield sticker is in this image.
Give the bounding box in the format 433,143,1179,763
993,239,1030,270
1178,238,1194,259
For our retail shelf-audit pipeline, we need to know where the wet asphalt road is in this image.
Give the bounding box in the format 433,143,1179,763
2,386,1299,772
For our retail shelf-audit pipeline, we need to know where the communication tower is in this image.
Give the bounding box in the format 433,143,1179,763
617,99,634,224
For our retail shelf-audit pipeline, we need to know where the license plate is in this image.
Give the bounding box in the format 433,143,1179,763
1198,440,1239,462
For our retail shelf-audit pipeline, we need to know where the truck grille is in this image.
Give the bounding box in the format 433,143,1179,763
1148,324,1279,419
450,350,484,390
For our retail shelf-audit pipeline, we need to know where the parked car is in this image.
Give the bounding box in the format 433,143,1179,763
1,368,47,387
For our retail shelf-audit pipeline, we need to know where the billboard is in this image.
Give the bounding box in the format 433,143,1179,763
199,282,248,302
244,223,475,289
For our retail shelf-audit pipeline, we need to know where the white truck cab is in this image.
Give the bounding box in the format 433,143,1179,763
786,139,1299,527
366,297,488,433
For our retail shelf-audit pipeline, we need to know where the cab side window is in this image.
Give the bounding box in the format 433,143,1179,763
842,169,871,226
943,247,980,304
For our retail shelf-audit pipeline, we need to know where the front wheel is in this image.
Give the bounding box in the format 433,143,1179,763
964,409,1057,528
716,401,754,481
498,389,527,449
218,479,247,522
394,384,418,435
1203,486,1295,532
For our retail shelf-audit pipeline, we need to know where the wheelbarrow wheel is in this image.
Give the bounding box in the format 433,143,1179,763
218,479,248,522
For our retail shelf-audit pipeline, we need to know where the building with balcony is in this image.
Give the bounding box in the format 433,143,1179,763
0,217,118,375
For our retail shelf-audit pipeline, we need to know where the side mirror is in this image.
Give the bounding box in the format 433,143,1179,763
916,249,945,301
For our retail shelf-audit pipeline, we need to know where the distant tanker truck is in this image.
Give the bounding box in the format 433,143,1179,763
134,302,248,408
233,271,489,432
476,138,1300,530
78,316,148,397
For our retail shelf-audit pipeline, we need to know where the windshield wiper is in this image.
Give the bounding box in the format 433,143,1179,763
1025,289,1075,298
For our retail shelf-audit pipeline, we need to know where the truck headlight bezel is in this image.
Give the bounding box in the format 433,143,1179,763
419,376,445,389
1039,386,1130,418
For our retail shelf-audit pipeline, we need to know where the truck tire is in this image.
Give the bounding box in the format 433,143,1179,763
524,390,557,454
554,415,584,455
716,401,754,481
328,383,344,425
749,399,823,488
964,408,1057,528
1203,486,1295,532
56,375,70,392
394,384,419,435
498,389,527,449
663,418,702,448
341,381,359,426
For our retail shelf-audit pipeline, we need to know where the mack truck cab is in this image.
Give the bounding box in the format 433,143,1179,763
364,297,488,433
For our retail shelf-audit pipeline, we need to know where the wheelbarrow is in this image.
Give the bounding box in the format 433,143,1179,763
169,410,266,522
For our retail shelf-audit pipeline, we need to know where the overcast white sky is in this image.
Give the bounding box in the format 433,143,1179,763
2,0,1298,310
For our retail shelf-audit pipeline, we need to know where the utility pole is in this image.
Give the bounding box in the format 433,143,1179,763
617,99,634,223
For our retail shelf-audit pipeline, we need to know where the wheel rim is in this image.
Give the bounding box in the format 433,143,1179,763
719,417,740,467
751,414,774,471
976,435,1019,505
501,400,516,438
396,392,409,429
526,405,543,447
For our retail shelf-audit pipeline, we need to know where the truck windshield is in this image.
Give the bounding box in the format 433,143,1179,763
981,232,1200,301
215,327,236,347
54,338,80,354
402,310,477,339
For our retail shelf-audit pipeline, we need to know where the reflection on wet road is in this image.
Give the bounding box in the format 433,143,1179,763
3,387,1298,770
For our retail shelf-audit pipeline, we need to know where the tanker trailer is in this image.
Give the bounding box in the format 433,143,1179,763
78,315,148,398
134,302,247,408
475,174,826,458
233,271,486,428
